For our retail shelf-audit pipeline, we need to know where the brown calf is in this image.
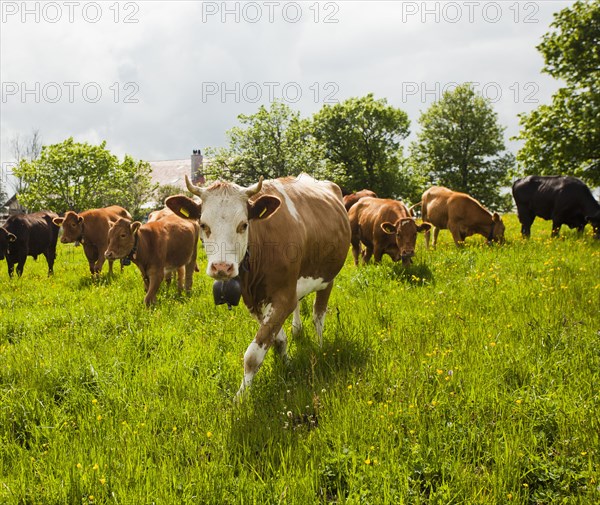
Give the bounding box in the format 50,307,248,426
414,186,505,248
343,189,378,211
147,207,175,222
53,205,132,274
349,197,430,266
104,215,199,305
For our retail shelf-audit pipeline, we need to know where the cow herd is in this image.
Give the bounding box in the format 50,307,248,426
1,173,599,396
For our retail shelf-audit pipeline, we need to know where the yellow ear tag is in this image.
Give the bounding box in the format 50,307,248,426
259,207,267,218
180,208,189,217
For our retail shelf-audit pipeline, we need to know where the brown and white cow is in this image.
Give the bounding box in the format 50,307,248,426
104,215,199,305
53,205,132,275
343,189,378,212
412,186,505,248
166,173,351,396
349,197,431,266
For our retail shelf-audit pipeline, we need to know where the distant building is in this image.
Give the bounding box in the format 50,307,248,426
1,193,26,223
148,149,208,190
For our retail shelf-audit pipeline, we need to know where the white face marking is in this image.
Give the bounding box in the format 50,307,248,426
272,180,299,221
296,276,328,300
199,189,249,279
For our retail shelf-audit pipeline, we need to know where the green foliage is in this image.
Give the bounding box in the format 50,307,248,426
205,101,324,186
13,138,155,215
111,155,158,221
1,216,599,504
312,93,411,198
516,0,600,185
410,83,514,211
153,184,187,210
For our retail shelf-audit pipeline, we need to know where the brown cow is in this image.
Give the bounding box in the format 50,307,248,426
413,186,505,248
343,189,378,211
104,215,199,305
53,206,132,275
147,207,175,222
349,197,431,266
166,173,351,397
147,206,200,277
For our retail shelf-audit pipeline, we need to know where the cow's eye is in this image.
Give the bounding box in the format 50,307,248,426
121,233,127,239
237,222,248,233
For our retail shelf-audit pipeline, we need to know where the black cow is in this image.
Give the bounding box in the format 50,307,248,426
512,176,600,239
0,212,60,277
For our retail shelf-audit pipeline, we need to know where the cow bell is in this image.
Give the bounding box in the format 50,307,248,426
213,277,242,310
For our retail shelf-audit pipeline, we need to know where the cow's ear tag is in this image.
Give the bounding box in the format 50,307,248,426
180,207,190,218
259,207,267,218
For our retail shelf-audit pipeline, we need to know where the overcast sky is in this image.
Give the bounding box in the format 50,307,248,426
1,0,574,187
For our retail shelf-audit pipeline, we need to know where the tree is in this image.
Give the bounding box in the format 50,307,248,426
312,93,411,197
516,0,599,185
13,138,155,215
7,129,43,199
410,83,514,211
153,184,187,211
205,101,324,186
111,155,158,220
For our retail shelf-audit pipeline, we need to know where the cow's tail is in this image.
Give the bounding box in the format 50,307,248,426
408,201,422,217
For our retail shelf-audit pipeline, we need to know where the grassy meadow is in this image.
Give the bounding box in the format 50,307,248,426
0,214,599,504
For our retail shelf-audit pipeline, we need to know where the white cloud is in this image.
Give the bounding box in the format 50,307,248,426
1,0,574,170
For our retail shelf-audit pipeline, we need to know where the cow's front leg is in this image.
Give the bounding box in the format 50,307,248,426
362,245,373,264
449,226,464,247
431,227,440,248
292,303,303,337
16,255,26,277
96,256,108,275
551,220,562,237
350,236,362,266
45,249,56,276
7,259,15,278
313,282,334,346
237,303,294,397
176,266,185,292
144,269,164,305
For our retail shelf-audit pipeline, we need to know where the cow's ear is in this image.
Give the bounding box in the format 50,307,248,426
166,195,201,220
492,212,500,222
380,222,396,235
417,222,432,232
53,217,64,226
248,195,281,221
8,232,17,242
130,222,142,234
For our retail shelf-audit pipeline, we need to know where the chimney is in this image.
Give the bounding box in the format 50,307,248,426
191,149,205,185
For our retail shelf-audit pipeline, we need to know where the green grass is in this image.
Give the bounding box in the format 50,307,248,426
1,214,599,504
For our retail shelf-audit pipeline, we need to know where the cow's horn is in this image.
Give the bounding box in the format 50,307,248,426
245,176,263,197
185,174,205,198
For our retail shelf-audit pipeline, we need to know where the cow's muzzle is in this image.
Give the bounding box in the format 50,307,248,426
209,261,236,279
